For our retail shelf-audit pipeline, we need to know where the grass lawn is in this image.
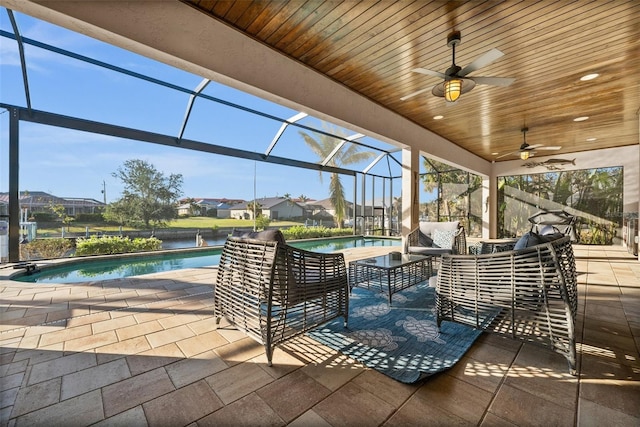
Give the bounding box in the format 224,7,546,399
36,217,304,235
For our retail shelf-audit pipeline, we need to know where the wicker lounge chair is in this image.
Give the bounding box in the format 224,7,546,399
214,229,349,365
405,221,467,256
436,234,578,374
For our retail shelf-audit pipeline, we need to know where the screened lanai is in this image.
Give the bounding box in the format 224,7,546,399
0,9,426,262
1,2,639,265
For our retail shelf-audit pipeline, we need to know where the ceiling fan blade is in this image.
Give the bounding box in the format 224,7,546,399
459,48,504,76
411,68,447,79
536,146,562,150
495,150,519,159
467,76,516,87
400,87,430,101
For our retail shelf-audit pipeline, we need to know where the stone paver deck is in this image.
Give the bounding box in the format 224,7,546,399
1,244,639,426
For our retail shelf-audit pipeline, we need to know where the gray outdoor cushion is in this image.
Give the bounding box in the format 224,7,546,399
231,229,286,245
418,221,459,238
407,246,452,256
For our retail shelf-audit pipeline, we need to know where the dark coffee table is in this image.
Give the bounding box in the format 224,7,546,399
349,253,432,304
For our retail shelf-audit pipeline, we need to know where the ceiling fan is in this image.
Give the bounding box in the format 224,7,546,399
401,31,515,102
496,127,562,160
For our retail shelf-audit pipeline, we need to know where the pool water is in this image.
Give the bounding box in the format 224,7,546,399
15,237,400,284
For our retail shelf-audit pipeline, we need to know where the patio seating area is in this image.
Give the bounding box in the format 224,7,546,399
1,244,638,426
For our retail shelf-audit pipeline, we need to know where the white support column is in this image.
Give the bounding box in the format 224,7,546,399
402,147,420,249
484,174,498,239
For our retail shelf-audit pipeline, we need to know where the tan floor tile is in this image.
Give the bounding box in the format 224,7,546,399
143,379,223,427
65,310,111,327
288,409,332,427
313,381,396,426
11,342,64,365
197,392,284,427
213,336,265,366
63,330,118,352
446,355,509,394
578,397,640,427
351,369,418,408
158,311,202,329
412,373,494,425
126,343,185,376
480,412,519,426
301,353,364,391
489,383,574,426
186,317,219,335
0,372,24,393
504,344,578,409
0,359,27,379
251,344,305,379
39,324,93,347
165,350,228,388
92,405,148,427
102,367,174,418
0,387,19,410
28,351,97,386
61,358,131,400
205,360,274,405
13,389,104,427
579,354,640,418
91,314,137,334
257,370,332,423
95,335,152,364
10,377,60,418
175,330,228,358
384,394,468,426
116,320,163,341
146,324,195,348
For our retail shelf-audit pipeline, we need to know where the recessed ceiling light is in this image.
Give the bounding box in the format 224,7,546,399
580,73,599,81
573,116,589,122
586,137,597,141
491,152,499,156
433,115,444,120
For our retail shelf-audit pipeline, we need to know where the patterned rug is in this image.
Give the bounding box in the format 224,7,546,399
308,281,484,383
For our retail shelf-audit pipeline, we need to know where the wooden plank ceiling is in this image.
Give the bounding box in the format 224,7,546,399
184,0,640,162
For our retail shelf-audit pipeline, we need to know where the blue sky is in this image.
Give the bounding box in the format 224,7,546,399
1,9,403,204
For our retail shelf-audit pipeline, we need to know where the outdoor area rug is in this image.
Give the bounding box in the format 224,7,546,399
307,281,484,383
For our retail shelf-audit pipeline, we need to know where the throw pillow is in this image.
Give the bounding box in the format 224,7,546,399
419,230,433,247
432,229,456,249
513,231,564,250
514,232,543,250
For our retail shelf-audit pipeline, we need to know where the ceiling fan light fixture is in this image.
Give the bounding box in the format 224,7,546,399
520,151,531,160
444,79,462,102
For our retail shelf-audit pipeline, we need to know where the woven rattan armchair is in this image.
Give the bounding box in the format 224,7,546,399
436,235,578,374
214,230,349,365
405,221,467,256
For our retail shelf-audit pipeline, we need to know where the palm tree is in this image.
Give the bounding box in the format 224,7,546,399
299,123,376,228
283,193,294,219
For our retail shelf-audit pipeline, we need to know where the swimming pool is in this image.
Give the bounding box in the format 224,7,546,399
13,236,400,284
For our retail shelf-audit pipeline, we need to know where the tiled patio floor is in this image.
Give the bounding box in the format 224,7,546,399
1,244,638,426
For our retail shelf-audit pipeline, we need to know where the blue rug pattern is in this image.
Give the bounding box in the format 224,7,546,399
308,281,484,383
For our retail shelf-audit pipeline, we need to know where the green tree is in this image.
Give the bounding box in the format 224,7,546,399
49,203,75,232
184,197,200,216
246,201,262,219
107,159,183,228
299,123,375,228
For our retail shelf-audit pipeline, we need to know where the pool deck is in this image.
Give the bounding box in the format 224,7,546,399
1,244,639,426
